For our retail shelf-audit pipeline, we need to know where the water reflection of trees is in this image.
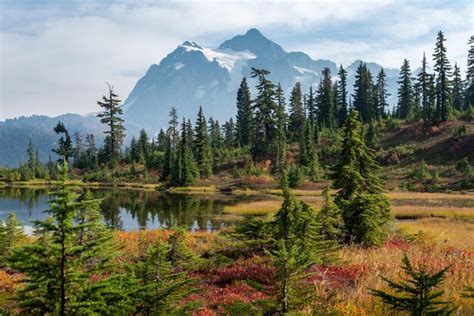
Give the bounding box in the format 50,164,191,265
0,187,47,216
1,187,254,232
96,190,236,231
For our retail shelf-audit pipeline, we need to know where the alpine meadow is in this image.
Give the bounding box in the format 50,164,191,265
0,1,473,315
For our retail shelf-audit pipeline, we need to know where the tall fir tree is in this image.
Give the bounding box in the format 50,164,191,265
251,68,277,161
451,63,465,111
288,82,305,141
336,65,349,125
375,68,389,120
53,121,73,163
274,83,288,172
333,81,340,120
162,107,179,180
97,83,125,162
306,86,317,129
330,111,390,245
168,106,180,149
208,118,223,150
397,59,415,120
72,132,85,168
417,53,434,125
427,74,437,125
317,68,336,128
235,77,253,147
129,137,140,162
27,139,37,175
194,106,212,178
300,121,319,181
185,119,194,151
433,31,452,123
85,133,98,170
223,118,237,148
352,63,374,122
467,36,474,107
173,119,198,186
137,129,150,163
156,129,167,152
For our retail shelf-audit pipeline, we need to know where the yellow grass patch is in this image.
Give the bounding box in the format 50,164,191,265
263,188,325,196
222,200,282,216
396,218,474,251
391,205,474,220
168,185,217,193
387,191,474,200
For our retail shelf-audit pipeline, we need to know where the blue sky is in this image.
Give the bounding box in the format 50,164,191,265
1,0,472,120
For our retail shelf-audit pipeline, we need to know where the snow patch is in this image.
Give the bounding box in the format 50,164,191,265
182,43,256,72
174,62,185,70
293,66,317,76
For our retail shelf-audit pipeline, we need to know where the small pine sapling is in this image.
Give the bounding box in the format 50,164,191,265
370,254,457,315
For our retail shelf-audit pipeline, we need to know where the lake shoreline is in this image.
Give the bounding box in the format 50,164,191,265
2,180,473,197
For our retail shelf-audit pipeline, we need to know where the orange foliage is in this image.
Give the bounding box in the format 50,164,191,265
114,229,217,258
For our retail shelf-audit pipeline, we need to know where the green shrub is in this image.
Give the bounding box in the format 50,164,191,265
408,160,430,180
401,181,416,191
386,117,402,130
18,165,33,181
456,158,472,177
460,178,473,190
233,164,266,178
452,125,467,139
83,170,112,182
4,170,21,182
287,165,303,188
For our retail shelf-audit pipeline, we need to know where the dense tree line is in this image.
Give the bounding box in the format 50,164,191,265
5,31,472,185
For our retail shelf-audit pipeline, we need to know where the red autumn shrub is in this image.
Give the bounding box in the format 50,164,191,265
308,264,367,290
189,283,268,314
384,237,412,251
190,257,275,287
186,257,274,314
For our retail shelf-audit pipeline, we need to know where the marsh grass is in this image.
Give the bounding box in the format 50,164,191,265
396,218,474,251
263,188,325,196
387,192,474,200
219,191,474,221
222,200,282,216
167,185,217,193
392,205,474,220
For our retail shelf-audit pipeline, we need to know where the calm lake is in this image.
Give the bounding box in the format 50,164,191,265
0,187,263,232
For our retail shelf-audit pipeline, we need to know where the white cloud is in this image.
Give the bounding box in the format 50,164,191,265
0,0,471,120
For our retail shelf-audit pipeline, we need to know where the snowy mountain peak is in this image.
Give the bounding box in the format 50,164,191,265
120,28,399,136
181,41,203,49
219,28,286,60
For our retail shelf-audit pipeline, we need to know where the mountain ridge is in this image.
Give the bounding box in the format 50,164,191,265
1,28,400,167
